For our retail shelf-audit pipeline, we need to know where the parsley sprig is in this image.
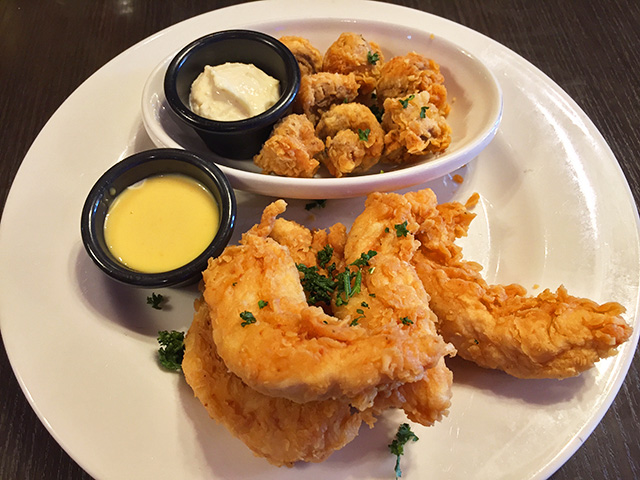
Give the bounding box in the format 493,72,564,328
367,50,380,65
399,94,415,108
358,128,371,142
240,311,257,327
394,220,409,237
157,330,185,371
389,423,419,478
147,292,164,310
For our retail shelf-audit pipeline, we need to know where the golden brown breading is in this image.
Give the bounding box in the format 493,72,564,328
399,189,633,379
381,91,452,164
376,52,450,115
294,72,360,125
201,198,452,407
315,103,385,177
279,35,323,76
183,298,364,467
268,217,348,274
253,114,324,178
322,32,384,97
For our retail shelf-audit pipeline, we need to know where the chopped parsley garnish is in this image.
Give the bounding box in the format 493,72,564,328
297,264,336,305
258,300,269,309
358,128,371,142
240,311,257,327
335,268,362,306
157,330,185,371
420,105,429,118
394,220,409,237
298,250,378,308
317,244,334,269
361,301,369,308
147,292,164,310
351,250,377,267
401,317,414,325
367,50,380,65
399,94,415,108
389,423,419,479
305,199,327,210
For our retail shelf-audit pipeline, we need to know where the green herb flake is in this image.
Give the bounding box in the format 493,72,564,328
367,50,380,65
399,94,415,108
147,292,164,310
305,199,327,210
240,311,257,327
361,301,369,308
258,300,269,309
297,264,337,306
358,128,371,142
401,317,414,325
317,245,334,268
351,250,378,268
157,330,185,371
394,220,409,237
419,105,429,118
389,423,419,479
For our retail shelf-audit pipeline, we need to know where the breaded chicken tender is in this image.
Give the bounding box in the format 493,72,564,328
183,298,364,467
201,199,452,407
382,91,452,164
398,189,632,379
294,72,360,125
376,52,450,115
316,103,385,177
322,32,384,98
279,35,323,76
253,114,324,178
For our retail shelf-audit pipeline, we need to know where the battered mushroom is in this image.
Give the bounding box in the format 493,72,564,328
381,91,451,164
322,32,384,98
315,103,385,177
376,52,450,116
279,35,323,76
253,114,325,178
294,72,360,125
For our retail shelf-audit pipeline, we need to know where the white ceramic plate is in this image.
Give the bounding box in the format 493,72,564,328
141,22,503,198
1,2,638,480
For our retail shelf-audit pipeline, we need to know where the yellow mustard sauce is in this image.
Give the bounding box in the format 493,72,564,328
104,174,219,273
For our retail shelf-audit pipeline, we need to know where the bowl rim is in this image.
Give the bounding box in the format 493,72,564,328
163,29,301,133
80,148,236,288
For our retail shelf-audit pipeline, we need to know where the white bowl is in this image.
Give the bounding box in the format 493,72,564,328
141,19,503,199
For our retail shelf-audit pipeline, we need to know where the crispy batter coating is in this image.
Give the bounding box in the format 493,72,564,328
183,298,364,467
268,217,348,274
381,91,452,164
322,32,384,97
279,35,323,76
398,189,632,379
201,199,452,406
376,52,450,115
315,103,385,177
253,114,324,178
294,72,360,125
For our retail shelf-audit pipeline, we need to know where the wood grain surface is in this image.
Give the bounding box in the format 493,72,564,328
0,1,638,478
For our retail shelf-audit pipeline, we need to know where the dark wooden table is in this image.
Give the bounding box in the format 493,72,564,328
1,1,638,478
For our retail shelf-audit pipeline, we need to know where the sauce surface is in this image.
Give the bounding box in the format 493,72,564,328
104,174,219,273
189,62,280,121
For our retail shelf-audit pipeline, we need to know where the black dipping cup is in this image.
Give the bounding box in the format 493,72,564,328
80,148,236,288
164,30,301,160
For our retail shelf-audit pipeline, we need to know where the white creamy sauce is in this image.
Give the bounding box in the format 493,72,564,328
189,62,280,121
